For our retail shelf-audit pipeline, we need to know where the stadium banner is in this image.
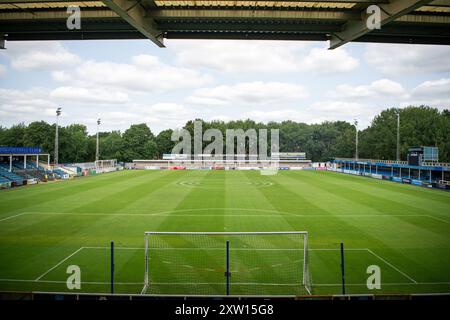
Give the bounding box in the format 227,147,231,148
144,166,161,170
402,178,411,184
169,166,186,170
392,177,402,183
289,167,303,170
279,167,290,170
0,181,11,189
371,174,383,179
411,179,423,186
272,152,306,160
0,146,42,154
26,178,38,185
163,154,189,160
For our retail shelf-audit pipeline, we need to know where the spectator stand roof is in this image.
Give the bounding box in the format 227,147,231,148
0,0,449,49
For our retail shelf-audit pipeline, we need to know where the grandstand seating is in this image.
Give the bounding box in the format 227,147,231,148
0,176,10,184
52,169,67,179
0,167,24,185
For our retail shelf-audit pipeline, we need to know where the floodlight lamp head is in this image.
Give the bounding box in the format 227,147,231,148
97,118,101,125
56,107,61,116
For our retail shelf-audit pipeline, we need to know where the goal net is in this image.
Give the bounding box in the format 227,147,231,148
141,231,311,296
95,159,117,168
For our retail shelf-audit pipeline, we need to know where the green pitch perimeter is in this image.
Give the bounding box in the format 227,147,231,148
0,170,449,296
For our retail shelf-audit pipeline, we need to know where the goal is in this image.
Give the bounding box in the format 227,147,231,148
95,159,117,168
141,231,311,296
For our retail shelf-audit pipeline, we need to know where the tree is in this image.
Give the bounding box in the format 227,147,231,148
59,124,89,163
0,105,447,163
23,121,54,155
155,129,175,158
100,131,123,161
121,124,157,161
0,123,26,147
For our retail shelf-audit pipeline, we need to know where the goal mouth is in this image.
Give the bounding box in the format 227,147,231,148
142,231,311,296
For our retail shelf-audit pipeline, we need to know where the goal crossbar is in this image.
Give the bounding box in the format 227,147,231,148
142,231,311,296
144,231,308,235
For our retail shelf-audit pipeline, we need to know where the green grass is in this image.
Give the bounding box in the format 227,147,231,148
0,169,449,296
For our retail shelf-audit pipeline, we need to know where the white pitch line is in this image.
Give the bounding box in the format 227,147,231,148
426,215,450,224
6,211,442,219
0,278,449,286
366,249,418,284
34,247,85,282
0,212,27,222
0,279,143,285
313,282,450,287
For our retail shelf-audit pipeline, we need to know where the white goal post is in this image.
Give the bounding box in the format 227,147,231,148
141,231,311,296
95,159,117,168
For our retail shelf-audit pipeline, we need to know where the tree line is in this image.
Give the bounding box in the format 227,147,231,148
0,106,448,163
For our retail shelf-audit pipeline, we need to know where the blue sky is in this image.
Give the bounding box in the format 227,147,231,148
1,39,449,134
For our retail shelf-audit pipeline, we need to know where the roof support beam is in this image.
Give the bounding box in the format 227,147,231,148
0,0,392,3
329,0,434,49
102,0,164,47
0,9,117,20
147,9,360,21
158,21,343,32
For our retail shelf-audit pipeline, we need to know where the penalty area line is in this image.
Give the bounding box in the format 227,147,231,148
366,249,418,284
0,212,28,222
34,247,85,282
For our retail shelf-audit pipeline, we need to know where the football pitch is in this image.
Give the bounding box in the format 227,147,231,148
0,169,449,296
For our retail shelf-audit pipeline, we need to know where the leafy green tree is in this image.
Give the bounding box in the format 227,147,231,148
121,124,156,161
100,131,123,161
0,123,26,147
155,129,175,158
23,121,54,155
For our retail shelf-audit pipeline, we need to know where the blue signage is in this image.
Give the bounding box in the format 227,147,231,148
0,146,42,154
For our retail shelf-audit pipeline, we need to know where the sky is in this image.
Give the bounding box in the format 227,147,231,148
0,39,449,134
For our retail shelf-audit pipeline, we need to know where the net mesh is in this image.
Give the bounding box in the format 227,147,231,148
142,232,311,296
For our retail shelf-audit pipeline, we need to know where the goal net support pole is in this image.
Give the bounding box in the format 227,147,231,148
141,231,311,296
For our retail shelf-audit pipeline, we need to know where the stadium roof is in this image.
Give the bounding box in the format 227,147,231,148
0,0,449,49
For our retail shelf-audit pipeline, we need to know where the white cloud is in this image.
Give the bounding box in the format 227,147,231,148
56,55,212,94
301,47,359,74
172,40,358,74
328,79,408,100
0,87,58,124
186,81,309,107
407,78,450,107
0,64,6,76
50,86,129,104
4,42,80,71
412,78,450,98
364,44,450,75
51,70,72,82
